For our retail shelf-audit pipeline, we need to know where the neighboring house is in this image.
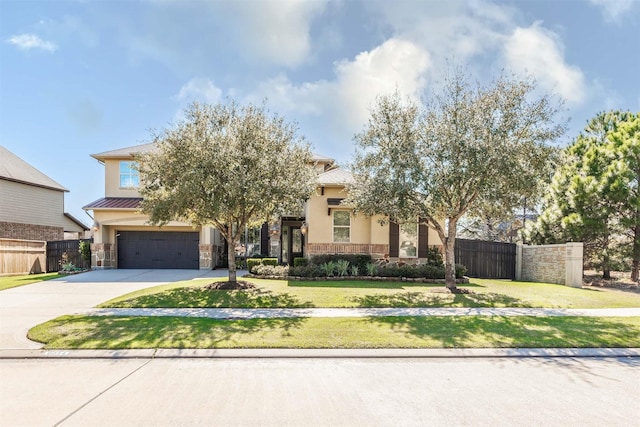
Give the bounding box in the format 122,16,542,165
0,146,88,241
84,143,444,270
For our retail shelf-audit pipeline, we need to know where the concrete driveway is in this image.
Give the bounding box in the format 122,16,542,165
0,269,234,350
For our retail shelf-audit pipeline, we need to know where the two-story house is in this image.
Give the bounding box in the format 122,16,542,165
84,143,443,269
0,146,88,241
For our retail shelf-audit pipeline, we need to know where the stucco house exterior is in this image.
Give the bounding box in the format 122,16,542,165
0,146,88,241
84,143,443,269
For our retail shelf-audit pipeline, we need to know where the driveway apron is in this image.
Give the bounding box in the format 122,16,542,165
0,269,230,350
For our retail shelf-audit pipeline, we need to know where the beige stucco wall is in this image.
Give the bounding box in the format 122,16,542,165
305,185,444,248
104,159,142,198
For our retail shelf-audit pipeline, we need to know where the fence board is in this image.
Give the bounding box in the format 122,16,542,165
0,239,46,275
46,239,91,272
455,238,516,279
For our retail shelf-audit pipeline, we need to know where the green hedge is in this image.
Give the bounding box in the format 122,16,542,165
309,254,372,272
247,258,279,272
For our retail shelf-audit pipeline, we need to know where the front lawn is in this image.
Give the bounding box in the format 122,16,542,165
99,277,640,309
28,315,640,349
0,273,63,291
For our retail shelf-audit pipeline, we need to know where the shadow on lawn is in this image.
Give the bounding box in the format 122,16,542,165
353,292,533,308
106,287,314,309
34,316,306,349
368,316,640,348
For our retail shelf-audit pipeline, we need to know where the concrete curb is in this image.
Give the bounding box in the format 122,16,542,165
2,348,639,360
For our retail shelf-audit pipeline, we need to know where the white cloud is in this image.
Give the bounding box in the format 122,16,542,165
503,23,587,105
6,33,57,52
229,0,328,67
589,0,636,23
249,38,430,155
176,78,223,104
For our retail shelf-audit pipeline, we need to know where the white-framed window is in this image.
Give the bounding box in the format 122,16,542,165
119,161,139,188
399,222,418,258
333,210,350,243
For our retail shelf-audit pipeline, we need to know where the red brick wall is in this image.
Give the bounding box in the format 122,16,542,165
0,221,63,241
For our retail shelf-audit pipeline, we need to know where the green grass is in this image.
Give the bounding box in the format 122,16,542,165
100,277,640,309
28,315,640,349
0,273,63,291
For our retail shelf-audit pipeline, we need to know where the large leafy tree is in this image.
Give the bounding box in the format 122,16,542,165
137,101,318,284
527,111,639,280
349,71,565,290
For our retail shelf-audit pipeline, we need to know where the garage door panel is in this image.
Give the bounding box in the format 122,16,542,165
117,231,199,269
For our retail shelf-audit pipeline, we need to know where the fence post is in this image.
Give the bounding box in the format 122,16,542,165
515,242,523,281
565,242,583,288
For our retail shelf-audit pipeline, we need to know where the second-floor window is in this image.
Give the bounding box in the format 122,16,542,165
333,210,350,243
120,161,139,188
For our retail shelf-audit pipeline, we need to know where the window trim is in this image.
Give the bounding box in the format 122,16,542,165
332,210,351,243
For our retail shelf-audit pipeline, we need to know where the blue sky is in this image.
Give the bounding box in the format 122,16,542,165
1,0,639,225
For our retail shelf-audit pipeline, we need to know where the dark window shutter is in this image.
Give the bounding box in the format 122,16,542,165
389,221,399,257
260,223,269,256
418,218,429,258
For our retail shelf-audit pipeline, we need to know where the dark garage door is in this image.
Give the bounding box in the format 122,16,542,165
117,231,199,269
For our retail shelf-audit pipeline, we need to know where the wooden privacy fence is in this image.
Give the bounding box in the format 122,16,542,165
455,238,516,279
46,239,91,272
0,238,46,275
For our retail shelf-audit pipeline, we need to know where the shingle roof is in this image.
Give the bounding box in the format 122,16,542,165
91,143,157,161
312,153,335,164
0,146,68,191
83,197,143,210
317,168,354,186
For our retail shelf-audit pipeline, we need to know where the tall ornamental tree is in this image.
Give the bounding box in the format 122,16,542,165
527,111,639,280
349,71,565,290
137,101,318,285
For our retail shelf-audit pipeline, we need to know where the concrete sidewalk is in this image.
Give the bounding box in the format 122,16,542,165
81,306,640,319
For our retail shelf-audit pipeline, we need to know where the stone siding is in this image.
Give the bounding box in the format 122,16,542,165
91,243,115,269
516,242,583,287
199,244,215,270
0,221,63,242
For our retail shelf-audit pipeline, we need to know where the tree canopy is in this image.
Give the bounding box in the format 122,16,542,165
137,101,318,283
527,111,639,280
348,70,565,289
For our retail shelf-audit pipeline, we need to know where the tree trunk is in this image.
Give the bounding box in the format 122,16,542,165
227,237,237,283
631,225,640,282
444,218,458,290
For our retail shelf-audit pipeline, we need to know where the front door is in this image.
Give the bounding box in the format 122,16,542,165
281,225,304,265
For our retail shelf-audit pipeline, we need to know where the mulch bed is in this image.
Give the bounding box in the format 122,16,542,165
583,270,639,294
205,281,256,290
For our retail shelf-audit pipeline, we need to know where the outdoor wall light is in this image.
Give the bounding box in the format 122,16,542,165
269,223,280,236
92,222,100,232
300,222,308,235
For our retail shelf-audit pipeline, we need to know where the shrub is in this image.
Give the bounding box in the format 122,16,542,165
293,257,308,267
319,261,337,277
61,262,75,272
335,259,350,277
350,265,359,276
425,247,444,267
365,263,378,276
252,264,289,277
247,257,279,273
289,265,322,277
310,254,372,272
79,241,91,263
455,263,468,278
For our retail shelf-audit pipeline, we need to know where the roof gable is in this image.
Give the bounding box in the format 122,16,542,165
0,146,68,191
91,143,158,161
